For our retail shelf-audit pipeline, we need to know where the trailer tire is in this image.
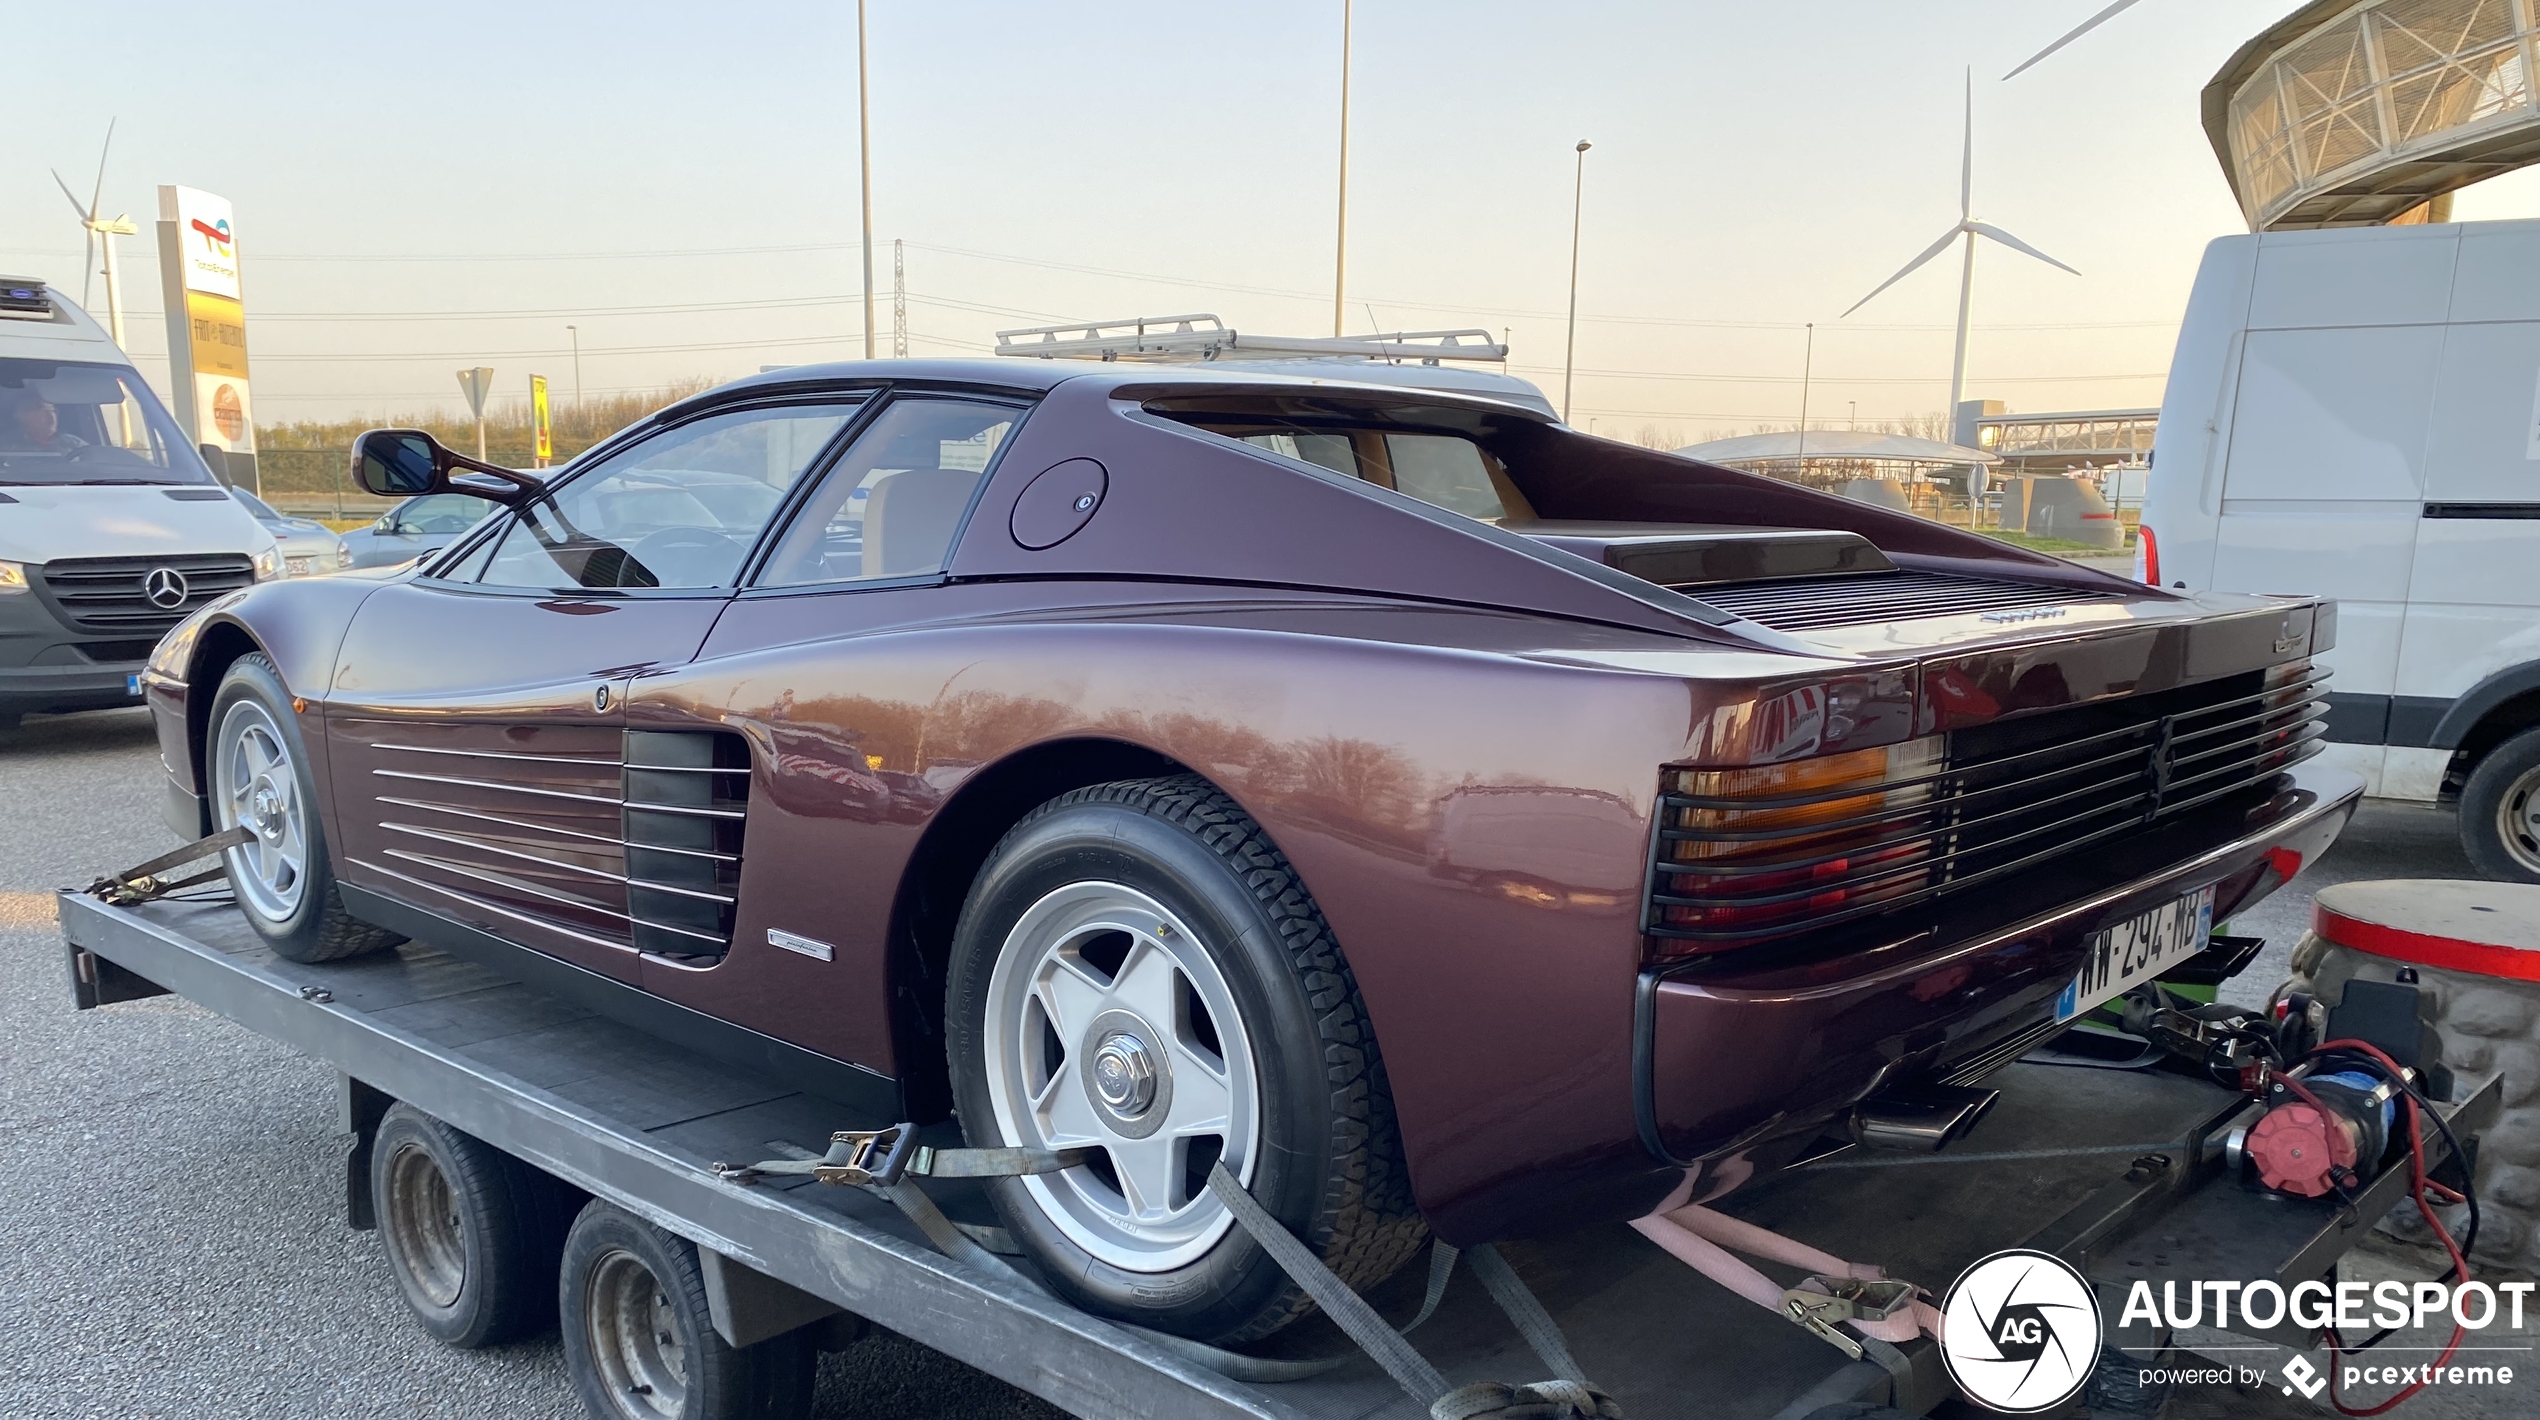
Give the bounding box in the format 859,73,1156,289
371,1103,570,1348
946,774,1425,1345
2461,726,2540,883
560,1201,816,1420
207,653,401,962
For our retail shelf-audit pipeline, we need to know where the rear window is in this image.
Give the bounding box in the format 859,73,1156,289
1219,425,1525,522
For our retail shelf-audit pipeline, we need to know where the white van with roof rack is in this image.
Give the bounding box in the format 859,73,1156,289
0,275,279,729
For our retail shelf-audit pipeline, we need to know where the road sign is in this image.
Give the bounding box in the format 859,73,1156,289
456,367,495,418
531,375,552,465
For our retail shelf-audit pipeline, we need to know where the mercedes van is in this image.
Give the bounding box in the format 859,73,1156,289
1,276,278,728
2138,219,2540,880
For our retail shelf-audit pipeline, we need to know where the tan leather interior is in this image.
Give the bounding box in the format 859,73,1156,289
863,467,981,577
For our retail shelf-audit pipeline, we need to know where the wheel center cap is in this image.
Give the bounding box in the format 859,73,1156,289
1092,1033,1156,1115
1078,1007,1174,1139
250,781,284,838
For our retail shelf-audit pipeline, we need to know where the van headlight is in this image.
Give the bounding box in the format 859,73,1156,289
0,560,27,594
252,546,282,581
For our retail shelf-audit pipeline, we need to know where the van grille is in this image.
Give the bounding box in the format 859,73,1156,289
35,555,257,634
1645,666,2330,947
1689,571,2109,632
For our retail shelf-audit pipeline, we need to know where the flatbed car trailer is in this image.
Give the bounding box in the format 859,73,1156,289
57,889,2498,1420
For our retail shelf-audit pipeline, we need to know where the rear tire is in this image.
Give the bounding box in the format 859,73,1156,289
206,653,400,961
945,774,1425,1345
372,1103,572,1348
559,1202,815,1420
2460,727,2540,883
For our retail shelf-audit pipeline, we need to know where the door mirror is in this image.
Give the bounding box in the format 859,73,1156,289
197,442,230,482
349,428,542,504
352,429,441,497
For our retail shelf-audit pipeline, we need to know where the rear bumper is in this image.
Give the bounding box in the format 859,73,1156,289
1635,762,2362,1177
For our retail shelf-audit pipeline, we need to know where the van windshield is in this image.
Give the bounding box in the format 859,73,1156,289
0,358,217,486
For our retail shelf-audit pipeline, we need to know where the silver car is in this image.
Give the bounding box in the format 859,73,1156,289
230,487,350,577
336,491,501,569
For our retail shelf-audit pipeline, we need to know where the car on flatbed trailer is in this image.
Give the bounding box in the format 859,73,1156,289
138,355,2357,1353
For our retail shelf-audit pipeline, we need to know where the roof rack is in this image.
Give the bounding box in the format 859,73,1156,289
992,313,1508,365
1,276,55,321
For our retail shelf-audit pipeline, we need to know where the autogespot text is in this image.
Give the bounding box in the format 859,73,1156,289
2115,1278,2536,1334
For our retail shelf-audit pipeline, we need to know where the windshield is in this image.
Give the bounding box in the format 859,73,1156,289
0,358,217,486
232,487,282,519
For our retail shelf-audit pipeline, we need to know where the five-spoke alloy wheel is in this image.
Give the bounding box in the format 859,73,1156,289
947,775,1426,1344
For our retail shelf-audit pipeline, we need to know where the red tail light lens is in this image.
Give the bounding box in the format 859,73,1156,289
2134,525,2160,586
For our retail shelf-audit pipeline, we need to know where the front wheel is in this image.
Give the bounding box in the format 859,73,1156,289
207,653,401,961
945,775,1425,1344
2460,727,2540,883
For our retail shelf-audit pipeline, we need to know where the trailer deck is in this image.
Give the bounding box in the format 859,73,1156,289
57,889,2492,1419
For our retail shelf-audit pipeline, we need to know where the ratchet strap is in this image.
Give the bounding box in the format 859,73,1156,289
84,826,252,906
715,1128,1620,1416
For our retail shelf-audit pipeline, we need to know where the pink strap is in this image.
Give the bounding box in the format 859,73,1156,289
1635,1203,1939,1342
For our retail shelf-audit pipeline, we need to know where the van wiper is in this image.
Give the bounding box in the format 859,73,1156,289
66,478,179,486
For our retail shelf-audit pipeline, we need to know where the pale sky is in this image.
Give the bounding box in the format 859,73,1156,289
9,0,2540,442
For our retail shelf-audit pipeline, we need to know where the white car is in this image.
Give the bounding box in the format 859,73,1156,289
2139,218,2540,878
229,486,350,576
0,275,278,727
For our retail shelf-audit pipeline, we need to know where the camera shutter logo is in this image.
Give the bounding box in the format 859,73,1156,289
142,567,190,610
1939,1248,2102,1412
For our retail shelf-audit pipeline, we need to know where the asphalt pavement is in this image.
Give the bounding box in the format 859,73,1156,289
0,705,2508,1418
0,708,1060,1420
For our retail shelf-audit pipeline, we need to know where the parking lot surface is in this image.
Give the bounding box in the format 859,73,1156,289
0,708,2513,1418
0,708,1058,1420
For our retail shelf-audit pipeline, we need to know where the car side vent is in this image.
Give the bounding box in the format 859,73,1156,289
622,730,750,961
1688,570,2109,632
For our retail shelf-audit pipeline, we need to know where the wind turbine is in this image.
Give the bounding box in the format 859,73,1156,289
2004,1,2148,80
51,120,138,350
1841,71,2079,487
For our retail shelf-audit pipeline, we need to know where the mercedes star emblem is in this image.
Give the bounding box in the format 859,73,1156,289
142,567,190,610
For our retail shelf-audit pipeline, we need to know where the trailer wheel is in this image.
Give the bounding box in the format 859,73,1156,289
208,653,401,961
372,1103,569,1348
2461,727,2540,883
946,774,1426,1344
560,1202,816,1420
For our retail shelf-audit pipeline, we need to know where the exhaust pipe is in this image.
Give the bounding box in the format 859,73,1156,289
1848,1081,2000,1153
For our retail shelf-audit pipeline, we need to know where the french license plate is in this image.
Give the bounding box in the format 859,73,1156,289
126,673,143,697
287,556,312,576
2055,885,2215,1022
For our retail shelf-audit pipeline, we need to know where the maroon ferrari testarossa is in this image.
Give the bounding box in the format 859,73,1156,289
143,358,2352,1342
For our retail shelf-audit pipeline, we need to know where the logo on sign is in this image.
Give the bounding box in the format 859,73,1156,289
191,216,233,257
1939,1249,2102,1412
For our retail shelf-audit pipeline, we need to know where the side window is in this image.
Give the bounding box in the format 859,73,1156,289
757,397,1019,586
476,403,859,591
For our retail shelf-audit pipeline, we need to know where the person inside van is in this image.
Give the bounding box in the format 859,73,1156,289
1,390,87,453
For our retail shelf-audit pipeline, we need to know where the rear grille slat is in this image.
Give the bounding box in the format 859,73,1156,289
33,554,256,635
1646,667,2328,946
1689,570,2109,631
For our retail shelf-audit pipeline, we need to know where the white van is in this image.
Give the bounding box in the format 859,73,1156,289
2138,219,2540,879
1,276,278,728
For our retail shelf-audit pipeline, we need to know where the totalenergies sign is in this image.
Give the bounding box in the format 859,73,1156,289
155,185,257,481
169,188,242,299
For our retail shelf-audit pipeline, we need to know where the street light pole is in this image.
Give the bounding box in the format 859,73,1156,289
1332,0,1351,338
858,0,876,360
1796,322,1815,469
1562,139,1592,424
565,324,583,430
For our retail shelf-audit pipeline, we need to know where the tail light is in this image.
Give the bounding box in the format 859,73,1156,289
1647,737,1942,957
2134,525,2160,586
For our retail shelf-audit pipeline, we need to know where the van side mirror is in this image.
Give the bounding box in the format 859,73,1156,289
197,442,230,482
349,428,540,503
